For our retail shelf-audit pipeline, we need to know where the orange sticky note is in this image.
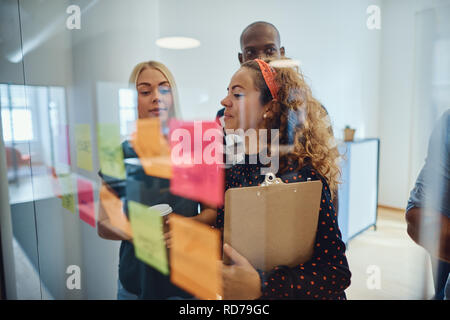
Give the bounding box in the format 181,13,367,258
169,214,222,300
132,118,172,179
99,185,132,238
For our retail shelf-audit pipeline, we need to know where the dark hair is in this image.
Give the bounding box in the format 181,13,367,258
240,21,281,48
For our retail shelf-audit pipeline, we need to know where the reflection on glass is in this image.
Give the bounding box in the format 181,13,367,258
118,88,136,137
1,0,449,302
1,85,33,143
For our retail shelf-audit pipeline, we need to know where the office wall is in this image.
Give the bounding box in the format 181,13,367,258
0,0,73,166
1,0,161,299
378,0,450,208
158,0,382,142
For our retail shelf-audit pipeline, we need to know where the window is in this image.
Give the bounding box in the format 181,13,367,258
118,88,137,137
0,84,34,143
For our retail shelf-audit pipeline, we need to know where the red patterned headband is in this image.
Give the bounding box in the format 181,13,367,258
254,59,279,101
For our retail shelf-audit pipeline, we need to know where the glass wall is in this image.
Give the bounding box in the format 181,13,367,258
0,0,448,300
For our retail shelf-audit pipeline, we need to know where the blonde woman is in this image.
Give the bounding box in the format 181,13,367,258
129,61,180,125
98,61,199,299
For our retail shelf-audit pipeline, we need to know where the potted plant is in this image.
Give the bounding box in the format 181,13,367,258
344,125,356,142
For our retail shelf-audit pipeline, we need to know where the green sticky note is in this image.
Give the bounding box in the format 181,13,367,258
128,201,169,275
75,124,93,171
59,174,76,214
97,123,125,179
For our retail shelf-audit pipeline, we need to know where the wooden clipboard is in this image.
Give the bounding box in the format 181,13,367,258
224,173,322,271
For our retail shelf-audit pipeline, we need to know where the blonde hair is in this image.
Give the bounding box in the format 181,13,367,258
129,61,180,119
242,58,341,196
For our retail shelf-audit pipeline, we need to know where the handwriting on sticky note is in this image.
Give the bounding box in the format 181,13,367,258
99,185,132,238
75,124,93,171
128,200,169,275
97,123,126,179
170,214,222,300
59,174,76,213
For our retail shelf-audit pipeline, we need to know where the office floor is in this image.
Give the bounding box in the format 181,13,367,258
345,207,435,300
12,206,435,300
13,238,53,300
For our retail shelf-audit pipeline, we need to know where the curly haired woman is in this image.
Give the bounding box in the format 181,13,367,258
217,58,351,300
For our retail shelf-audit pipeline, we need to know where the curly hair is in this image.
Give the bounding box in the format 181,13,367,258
241,58,341,196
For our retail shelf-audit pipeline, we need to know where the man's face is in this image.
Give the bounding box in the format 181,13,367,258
239,24,285,64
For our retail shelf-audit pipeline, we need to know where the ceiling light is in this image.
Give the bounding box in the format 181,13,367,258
270,59,301,69
156,37,200,50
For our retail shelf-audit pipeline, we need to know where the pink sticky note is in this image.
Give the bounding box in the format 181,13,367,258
169,120,224,207
77,178,96,227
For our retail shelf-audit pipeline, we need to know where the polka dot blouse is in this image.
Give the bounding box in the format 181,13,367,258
216,154,352,300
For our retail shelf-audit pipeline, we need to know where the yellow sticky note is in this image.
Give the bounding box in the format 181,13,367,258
132,118,172,179
128,200,169,275
75,124,93,171
59,174,76,214
170,214,222,300
97,123,126,179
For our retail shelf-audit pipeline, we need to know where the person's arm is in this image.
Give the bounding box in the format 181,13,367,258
97,201,131,241
405,206,450,263
97,182,132,241
405,112,450,262
164,203,217,248
405,207,421,244
221,244,262,300
189,203,217,226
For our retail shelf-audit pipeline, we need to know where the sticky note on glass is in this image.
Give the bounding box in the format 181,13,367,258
77,178,96,227
97,123,126,179
75,124,93,171
170,214,222,300
128,200,168,275
59,174,76,213
133,118,171,179
169,120,224,206
99,185,132,238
